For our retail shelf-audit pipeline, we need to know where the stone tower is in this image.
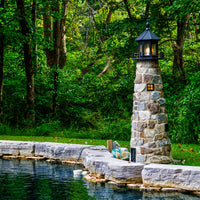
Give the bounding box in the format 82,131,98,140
131,21,172,163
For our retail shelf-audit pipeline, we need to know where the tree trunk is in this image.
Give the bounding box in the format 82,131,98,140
123,0,132,20
51,1,61,118
59,0,68,69
43,0,68,118
145,0,151,19
193,13,199,41
0,0,4,123
173,14,190,83
16,0,35,124
32,0,37,72
43,5,54,66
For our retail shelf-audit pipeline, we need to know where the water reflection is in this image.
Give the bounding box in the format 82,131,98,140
0,159,199,200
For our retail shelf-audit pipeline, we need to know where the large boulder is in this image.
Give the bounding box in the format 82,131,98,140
0,140,34,156
142,164,200,191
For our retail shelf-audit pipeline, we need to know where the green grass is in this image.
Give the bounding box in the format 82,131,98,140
0,135,129,150
0,135,200,167
171,143,200,167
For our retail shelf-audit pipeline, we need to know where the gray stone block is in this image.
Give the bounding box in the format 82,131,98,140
139,111,151,121
134,84,146,93
158,98,166,105
0,140,34,156
152,75,160,83
130,138,144,147
136,154,147,162
137,102,147,111
142,164,200,191
157,114,167,124
143,74,153,83
131,121,137,130
81,148,144,183
136,122,147,132
151,92,161,100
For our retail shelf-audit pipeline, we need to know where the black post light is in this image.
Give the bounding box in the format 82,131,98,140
133,19,163,60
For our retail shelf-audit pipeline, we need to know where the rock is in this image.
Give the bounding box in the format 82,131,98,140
140,92,151,101
127,183,141,189
106,161,144,184
161,187,184,192
142,164,200,191
157,114,167,124
81,147,144,184
148,68,159,74
134,74,142,84
136,154,147,162
151,115,157,120
136,122,147,132
141,147,154,154
147,120,156,129
132,131,139,138
137,67,148,73
158,98,166,105
132,111,139,120
134,84,146,93
132,121,137,130
148,103,160,114
0,140,35,156
151,92,161,100
83,174,107,183
152,75,160,83
35,142,96,161
130,138,144,147
143,129,155,138
139,111,151,121
26,156,46,160
143,74,153,83
143,142,156,148
154,124,165,134
137,102,147,111
155,84,163,91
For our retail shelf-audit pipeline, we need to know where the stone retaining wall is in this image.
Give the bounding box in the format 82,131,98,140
0,140,200,192
142,164,200,191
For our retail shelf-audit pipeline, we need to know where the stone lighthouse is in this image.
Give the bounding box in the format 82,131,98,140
131,20,172,163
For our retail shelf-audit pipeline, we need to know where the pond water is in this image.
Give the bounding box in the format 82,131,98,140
0,159,199,200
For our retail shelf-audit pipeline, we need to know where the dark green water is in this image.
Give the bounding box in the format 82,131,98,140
0,159,199,200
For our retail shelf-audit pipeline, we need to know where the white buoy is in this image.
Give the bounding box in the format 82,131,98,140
73,169,82,177
82,171,89,176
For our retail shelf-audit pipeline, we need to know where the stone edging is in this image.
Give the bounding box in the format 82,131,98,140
0,140,200,193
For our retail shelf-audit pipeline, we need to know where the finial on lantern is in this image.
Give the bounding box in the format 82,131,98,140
146,19,150,30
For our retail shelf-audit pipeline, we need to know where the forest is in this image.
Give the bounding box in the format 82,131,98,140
0,0,200,144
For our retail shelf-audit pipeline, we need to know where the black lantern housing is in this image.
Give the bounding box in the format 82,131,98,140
133,20,163,60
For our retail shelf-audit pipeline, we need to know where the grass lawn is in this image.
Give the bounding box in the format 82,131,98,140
0,135,199,167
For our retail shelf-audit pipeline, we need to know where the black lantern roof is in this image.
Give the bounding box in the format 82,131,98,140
135,20,160,42
133,19,164,60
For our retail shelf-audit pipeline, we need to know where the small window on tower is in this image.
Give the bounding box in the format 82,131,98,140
147,84,154,91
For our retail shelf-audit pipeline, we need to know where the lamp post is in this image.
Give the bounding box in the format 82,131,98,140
131,20,172,163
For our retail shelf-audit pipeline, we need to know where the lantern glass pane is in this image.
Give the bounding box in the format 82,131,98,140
139,44,142,56
152,43,157,56
144,43,150,56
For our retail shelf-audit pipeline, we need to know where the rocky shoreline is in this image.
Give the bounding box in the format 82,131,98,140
0,140,200,194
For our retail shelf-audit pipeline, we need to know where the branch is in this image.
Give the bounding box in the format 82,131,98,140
159,38,176,45
97,57,113,78
123,0,132,20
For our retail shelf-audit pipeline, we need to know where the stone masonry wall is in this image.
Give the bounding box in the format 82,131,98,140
131,60,172,163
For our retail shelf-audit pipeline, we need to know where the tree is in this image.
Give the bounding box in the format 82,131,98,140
0,0,4,123
16,0,35,124
43,0,68,118
172,14,190,82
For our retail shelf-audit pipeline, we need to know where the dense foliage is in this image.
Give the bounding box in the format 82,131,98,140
0,0,200,143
